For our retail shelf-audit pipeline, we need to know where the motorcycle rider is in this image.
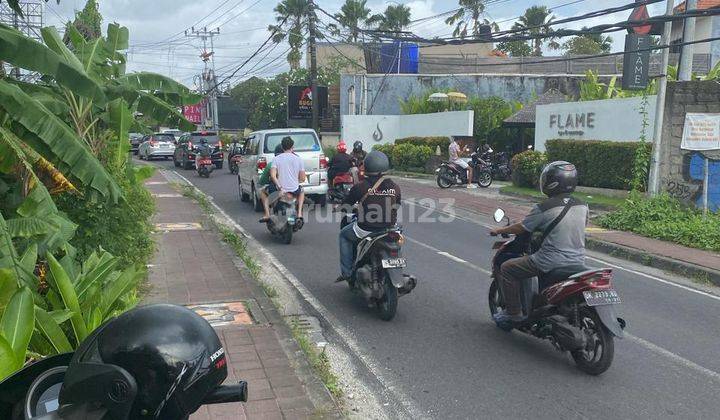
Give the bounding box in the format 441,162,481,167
227,135,242,164
327,141,353,187
258,144,285,223
336,150,401,283
350,141,366,184
269,136,306,222
195,137,212,169
449,137,476,188
489,161,588,328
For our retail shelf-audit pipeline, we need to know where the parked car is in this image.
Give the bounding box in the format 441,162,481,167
129,133,144,154
161,128,184,138
138,133,176,160
237,128,328,211
173,131,224,170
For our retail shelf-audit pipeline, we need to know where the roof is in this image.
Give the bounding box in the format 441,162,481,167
503,89,568,128
251,128,317,134
675,0,720,12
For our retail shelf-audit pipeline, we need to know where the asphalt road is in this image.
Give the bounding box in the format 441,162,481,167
156,159,720,419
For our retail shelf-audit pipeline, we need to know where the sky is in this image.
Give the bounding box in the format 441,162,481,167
41,0,673,90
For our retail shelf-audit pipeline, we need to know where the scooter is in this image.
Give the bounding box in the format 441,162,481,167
488,208,625,375
435,148,492,188
339,213,417,321
197,155,215,178
479,146,512,181
229,154,242,175
267,192,303,244
328,172,354,204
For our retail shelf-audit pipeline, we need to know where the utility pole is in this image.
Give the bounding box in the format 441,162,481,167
308,0,319,133
678,0,698,81
185,26,220,130
648,0,675,195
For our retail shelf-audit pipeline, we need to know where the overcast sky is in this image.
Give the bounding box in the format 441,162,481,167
42,0,673,90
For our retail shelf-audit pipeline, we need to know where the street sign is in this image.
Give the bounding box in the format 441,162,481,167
182,103,203,124
287,85,328,121
622,34,651,91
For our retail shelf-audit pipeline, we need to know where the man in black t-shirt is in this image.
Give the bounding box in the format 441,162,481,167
336,151,400,283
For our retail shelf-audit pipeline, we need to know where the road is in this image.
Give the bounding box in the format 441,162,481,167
155,159,720,419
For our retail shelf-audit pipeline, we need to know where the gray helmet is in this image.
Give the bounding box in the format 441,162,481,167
539,161,577,197
363,151,389,175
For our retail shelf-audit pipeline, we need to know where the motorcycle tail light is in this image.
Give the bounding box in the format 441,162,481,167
257,157,267,170
387,231,404,245
319,154,328,169
580,269,612,288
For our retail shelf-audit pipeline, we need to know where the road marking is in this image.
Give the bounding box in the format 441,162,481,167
405,236,491,275
437,251,468,264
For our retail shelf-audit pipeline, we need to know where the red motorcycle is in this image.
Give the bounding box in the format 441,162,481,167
229,154,242,174
488,208,625,375
197,156,214,178
328,172,355,204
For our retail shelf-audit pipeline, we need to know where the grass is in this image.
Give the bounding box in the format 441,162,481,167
290,319,343,402
500,185,626,209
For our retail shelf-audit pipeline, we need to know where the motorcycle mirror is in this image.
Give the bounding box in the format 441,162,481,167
527,145,534,150
488,147,494,153
493,208,505,223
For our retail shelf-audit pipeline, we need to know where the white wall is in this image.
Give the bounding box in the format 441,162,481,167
341,111,474,146
534,96,657,152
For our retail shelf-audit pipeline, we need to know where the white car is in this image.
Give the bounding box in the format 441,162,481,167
237,128,328,210
138,133,176,160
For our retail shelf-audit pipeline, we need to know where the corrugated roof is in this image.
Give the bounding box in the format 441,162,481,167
503,89,568,127
675,0,720,12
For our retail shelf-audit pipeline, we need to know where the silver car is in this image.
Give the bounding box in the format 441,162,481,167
237,128,328,210
138,133,176,160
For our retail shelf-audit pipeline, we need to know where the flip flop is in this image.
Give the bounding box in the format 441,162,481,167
259,217,270,223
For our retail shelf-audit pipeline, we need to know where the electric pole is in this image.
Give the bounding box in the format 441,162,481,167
185,26,220,130
678,0,698,81
308,0,319,133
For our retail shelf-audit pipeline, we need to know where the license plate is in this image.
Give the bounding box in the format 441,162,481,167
583,289,621,306
382,258,406,269
160,144,169,148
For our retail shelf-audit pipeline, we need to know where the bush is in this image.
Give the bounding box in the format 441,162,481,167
545,139,652,190
511,150,547,188
598,192,720,251
373,143,395,167
395,136,450,157
391,143,433,172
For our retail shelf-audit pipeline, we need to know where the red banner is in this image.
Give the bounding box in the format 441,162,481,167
183,103,202,124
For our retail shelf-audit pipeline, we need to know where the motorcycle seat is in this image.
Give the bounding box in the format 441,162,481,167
540,264,590,287
333,173,354,184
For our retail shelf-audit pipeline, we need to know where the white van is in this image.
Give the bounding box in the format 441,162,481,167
237,128,328,210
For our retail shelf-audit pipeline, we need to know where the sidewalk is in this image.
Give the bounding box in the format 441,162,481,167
397,178,720,285
143,172,337,419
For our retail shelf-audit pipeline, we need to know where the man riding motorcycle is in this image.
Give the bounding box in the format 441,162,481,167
328,141,354,187
258,144,285,223
489,161,588,329
336,151,401,283
227,135,242,161
195,138,212,168
349,141,366,184
268,136,306,222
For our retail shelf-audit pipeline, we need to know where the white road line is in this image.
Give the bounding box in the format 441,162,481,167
437,251,469,264
405,236,491,275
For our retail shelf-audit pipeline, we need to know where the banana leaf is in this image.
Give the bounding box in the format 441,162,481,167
0,268,18,314
48,309,73,325
0,287,34,363
46,253,87,345
34,306,72,354
0,335,17,380
99,265,141,320
40,26,84,73
6,217,55,238
0,211,20,275
136,91,195,131
118,72,202,105
0,24,106,104
0,80,121,201
107,98,132,169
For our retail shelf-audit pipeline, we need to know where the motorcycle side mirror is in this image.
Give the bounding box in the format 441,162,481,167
527,145,534,150
493,208,506,223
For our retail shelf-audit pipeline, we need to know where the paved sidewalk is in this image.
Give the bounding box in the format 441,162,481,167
143,172,337,419
397,178,720,283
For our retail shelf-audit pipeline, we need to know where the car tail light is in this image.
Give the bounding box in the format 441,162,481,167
386,231,404,245
579,269,612,288
150,140,157,146
319,154,328,169
218,153,224,159
257,157,267,170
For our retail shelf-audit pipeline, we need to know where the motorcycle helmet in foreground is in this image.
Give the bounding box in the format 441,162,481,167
539,161,577,197
0,304,248,420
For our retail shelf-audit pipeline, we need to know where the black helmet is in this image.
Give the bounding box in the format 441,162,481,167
274,144,284,156
353,141,363,151
231,136,239,143
200,138,208,144
539,161,577,197
60,304,228,419
364,150,389,175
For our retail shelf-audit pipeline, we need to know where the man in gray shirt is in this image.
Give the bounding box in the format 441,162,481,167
490,161,587,327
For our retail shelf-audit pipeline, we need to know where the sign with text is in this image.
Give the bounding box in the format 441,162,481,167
681,113,720,151
622,34,651,91
287,85,328,120
182,103,203,124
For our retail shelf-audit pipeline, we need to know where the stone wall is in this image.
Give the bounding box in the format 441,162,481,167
659,81,720,211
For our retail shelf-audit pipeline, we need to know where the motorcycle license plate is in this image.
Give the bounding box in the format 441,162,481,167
382,258,406,269
583,289,621,306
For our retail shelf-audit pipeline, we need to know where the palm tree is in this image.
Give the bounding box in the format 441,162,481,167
445,0,498,39
268,0,312,70
368,4,411,34
513,5,559,56
580,27,613,53
334,0,371,42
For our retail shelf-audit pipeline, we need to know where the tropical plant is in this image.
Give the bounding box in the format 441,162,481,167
332,0,371,42
367,4,411,34
268,0,312,70
513,5,559,56
562,28,612,55
497,39,532,57
578,70,656,101
445,0,498,39
65,0,102,42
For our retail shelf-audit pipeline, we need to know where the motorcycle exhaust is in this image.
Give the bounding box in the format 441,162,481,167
547,315,585,351
398,274,417,296
202,381,249,404
356,266,373,299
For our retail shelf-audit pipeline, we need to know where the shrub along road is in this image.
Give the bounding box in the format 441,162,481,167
154,159,720,418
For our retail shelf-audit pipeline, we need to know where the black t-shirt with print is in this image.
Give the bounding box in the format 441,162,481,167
342,176,401,231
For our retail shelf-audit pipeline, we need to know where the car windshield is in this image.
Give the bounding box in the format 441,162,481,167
264,133,319,153
153,134,175,142
191,134,220,144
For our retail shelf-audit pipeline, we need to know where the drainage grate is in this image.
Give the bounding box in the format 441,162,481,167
185,301,253,327
155,222,203,231
285,315,327,349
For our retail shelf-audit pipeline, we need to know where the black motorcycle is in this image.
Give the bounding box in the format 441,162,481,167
480,146,512,181
435,149,492,188
267,192,303,244
340,213,417,321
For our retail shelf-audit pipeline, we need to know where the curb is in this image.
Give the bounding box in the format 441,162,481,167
498,189,618,212
586,237,720,287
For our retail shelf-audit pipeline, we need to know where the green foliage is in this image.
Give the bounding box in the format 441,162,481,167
512,5,559,56
562,28,612,55
598,193,720,252
269,0,313,69
395,136,450,157
468,96,522,141
631,94,652,192
372,143,395,167
391,143,433,172
579,70,656,101
368,4,411,33
497,40,532,57
510,150,547,188
546,139,652,190
68,0,103,42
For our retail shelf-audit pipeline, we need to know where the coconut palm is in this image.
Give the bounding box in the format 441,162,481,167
333,0,371,42
445,0,498,39
368,4,411,34
268,0,312,70
513,5,559,56
580,27,613,53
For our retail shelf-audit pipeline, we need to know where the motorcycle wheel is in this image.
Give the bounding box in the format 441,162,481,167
230,163,238,174
477,170,493,188
571,307,615,375
377,274,398,321
436,168,453,189
488,279,504,316
252,185,263,212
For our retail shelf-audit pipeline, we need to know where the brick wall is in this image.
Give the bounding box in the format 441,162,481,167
659,81,720,211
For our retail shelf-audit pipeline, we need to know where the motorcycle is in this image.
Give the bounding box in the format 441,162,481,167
328,172,354,204
479,146,512,181
197,155,215,178
435,148,492,188
488,208,625,375
339,212,417,321
229,154,242,175
267,192,303,244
